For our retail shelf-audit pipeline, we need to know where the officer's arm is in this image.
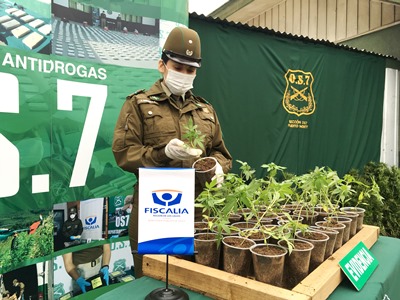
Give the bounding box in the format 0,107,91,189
102,243,111,266
77,220,83,235
62,253,80,280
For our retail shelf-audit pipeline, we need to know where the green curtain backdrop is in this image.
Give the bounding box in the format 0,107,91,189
190,16,386,177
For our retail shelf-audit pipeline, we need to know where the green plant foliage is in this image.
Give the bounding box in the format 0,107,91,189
182,117,206,150
0,214,54,273
348,161,400,238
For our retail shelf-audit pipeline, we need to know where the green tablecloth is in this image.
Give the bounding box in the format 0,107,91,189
328,235,400,300
96,277,212,300
73,236,400,300
72,277,212,300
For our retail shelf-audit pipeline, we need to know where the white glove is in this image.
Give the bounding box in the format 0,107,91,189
165,138,202,160
212,161,224,186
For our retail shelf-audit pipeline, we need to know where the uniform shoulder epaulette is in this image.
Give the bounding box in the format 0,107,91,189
133,88,146,95
126,89,146,100
193,95,211,105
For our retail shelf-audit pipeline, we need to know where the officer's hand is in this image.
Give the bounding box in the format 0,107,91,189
76,277,91,293
212,160,224,187
165,138,202,160
100,266,109,285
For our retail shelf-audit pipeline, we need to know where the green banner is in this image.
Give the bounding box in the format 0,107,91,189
0,0,189,279
0,46,159,213
190,17,386,177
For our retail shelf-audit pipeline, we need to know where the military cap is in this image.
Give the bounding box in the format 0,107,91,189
163,27,201,68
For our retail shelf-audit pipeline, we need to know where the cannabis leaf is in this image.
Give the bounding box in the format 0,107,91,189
182,117,206,150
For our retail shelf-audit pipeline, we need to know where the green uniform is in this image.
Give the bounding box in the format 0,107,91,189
112,79,232,277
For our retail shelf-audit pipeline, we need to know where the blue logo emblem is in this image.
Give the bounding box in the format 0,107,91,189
85,216,97,225
152,190,182,207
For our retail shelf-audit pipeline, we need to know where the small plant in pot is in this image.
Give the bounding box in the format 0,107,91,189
182,118,219,188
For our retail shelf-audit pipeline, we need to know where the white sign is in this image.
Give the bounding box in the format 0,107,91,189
138,168,195,255
80,198,104,240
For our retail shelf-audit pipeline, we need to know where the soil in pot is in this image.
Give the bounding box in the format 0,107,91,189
222,236,255,277
296,230,329,272
194,221,209,234
239,228,271,244
314,206,336,222
309,226,339,259
228,213,242,224
278,239,314,290
315,221,346,252
231,221,256,230
192,157,217,189
250,244,287,286
194,232,221,268
325,216,352,244
280,203,304,214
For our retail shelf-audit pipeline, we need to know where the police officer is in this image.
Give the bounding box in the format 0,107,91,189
62,207,83,248
62,244,111,294
112,26,232,278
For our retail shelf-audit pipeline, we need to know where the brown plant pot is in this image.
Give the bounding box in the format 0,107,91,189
314,221,346,252
280,203,304,214
222,236,255,277
295,230,329,272
192,156,217,189
194,232,221,268
228,213,242,224
278,239,314,290
293,209,319,226
239,228,271,244
325,216,352,244
194,221,209,234
338,211,359,238
314,206,336,222
309,226,339,259
340,207,365,232
231,221,256,230
250,244,287,287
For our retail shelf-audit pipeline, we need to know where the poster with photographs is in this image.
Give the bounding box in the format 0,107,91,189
1,0,188,299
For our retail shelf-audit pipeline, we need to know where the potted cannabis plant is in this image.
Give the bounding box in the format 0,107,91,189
182,118,218,189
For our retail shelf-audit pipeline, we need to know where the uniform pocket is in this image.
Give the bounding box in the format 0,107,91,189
192,108,215,149
141,105,176,146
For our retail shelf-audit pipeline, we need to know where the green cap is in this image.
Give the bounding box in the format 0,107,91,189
163,27,201,68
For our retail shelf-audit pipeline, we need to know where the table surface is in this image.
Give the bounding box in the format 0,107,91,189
73,235,400,300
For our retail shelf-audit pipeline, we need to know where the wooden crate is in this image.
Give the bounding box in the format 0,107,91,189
143,225,380,300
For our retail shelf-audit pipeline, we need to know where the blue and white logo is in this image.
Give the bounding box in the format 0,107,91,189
84,215,100,230
85,216,97,225
152,190,182,206
144,190,188,215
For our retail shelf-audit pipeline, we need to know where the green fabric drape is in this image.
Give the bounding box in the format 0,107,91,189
190,17,386,177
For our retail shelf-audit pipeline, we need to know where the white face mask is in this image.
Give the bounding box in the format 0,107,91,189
70,213,76,219
164,65,196,96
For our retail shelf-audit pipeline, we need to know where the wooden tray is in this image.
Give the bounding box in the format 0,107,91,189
143,225,380,300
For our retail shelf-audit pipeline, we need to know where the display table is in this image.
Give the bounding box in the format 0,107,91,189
328,235,400,299
74,236,400,300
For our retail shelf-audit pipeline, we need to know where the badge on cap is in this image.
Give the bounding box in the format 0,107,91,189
186,49,193,56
